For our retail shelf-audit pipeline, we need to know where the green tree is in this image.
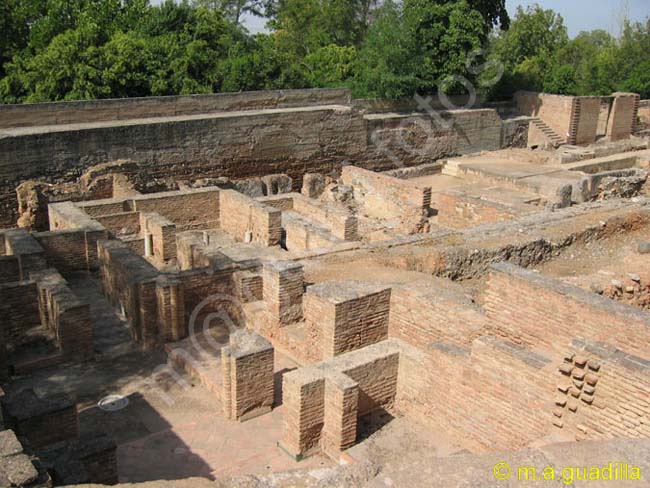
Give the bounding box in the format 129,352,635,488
483,4,568,99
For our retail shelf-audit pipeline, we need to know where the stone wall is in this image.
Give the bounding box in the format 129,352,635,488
0,88,352,129
0,88,504,228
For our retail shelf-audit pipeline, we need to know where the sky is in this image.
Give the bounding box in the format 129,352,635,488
238,0,649,37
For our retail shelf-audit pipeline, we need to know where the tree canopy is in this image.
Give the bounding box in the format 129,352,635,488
1,0,649,103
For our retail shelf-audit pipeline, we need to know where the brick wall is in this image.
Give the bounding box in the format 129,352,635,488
98,240,160,346
48,201,101,231
221,329,274,421
3,389,79,450
141,212,176,262
220,190,282,246
283,213,339,252
35,230,90,273
280,340,401,459
33,269,93,361
341,166,431,233
436,190,527,229
552,339,650,441
396,336,555,451
0,280,40,344
4,228,47,278
304,281,391,358
388,278,486,349
484,262,650,359
291,194,358,240
156,276,185,342
606,93,640,141
515,91,574,141
177,265,238,337
263,261,303,325
95,211,140,236
0,256,21,283
572,97,601,145
133,187,220,231
0,99,506,228
0,329,8,382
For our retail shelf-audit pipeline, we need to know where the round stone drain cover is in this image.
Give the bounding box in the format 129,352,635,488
98,395,129,411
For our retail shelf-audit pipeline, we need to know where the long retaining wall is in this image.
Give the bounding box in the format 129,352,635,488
0,89,504,227
0,88,352,129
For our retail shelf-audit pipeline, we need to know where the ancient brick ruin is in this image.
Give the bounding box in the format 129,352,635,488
1,88,650,486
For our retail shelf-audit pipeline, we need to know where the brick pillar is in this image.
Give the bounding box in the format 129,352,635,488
138,281,158,349
220,330,274,421
304,281,391,358
156,276,186,342
263,261,303,325
321,374,359,459
279,370,325,459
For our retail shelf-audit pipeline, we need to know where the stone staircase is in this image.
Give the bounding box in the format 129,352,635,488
531,118,565,147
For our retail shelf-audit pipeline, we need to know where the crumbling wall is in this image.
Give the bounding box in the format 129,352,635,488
341,166,431,233
436,190,532,229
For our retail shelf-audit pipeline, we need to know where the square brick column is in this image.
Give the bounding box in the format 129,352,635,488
304,281,391,358
221,329,274,421
279,369,325,459
263,261,304,325
321,374,359,459
156,276,186,342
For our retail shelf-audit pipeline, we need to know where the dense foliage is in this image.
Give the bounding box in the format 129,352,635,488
0,0,649,103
